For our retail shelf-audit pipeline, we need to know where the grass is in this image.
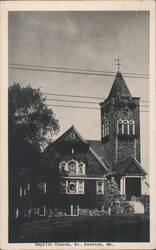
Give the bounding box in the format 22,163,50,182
10,214,149,242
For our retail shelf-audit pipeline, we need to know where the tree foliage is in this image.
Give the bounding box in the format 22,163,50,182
102,178,134,215
9,83,60,171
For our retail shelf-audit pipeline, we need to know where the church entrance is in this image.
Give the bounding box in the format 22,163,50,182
125,177,141,200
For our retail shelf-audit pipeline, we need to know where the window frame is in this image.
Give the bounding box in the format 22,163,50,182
59,161,67,173
66,180,85,194
67,160,78,174
38,179,47,194
117,119,135,135
117,119,123,134
102,122,110,137
78,162,85,175
129,120,135,135
96,180,104,195
123,119,129,135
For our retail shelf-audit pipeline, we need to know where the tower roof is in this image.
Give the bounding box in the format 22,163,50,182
108,71,132,99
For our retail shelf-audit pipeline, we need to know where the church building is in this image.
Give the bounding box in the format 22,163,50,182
18,71,147,217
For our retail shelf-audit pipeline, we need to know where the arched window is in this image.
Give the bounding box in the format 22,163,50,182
67,160,78,174
124,120,129,134
117,119,135,135
59,161,67,173
102,122,110,137
129,120,135,135
78,162,85,174
117,119,123,134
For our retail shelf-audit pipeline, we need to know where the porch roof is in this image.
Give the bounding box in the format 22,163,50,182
112,157,147,176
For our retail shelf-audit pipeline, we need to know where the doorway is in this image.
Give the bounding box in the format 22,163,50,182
126,177,141,200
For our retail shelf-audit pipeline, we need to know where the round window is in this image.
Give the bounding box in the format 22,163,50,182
69,182,76,192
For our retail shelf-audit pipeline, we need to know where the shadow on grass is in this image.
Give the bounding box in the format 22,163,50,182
9,214,149,243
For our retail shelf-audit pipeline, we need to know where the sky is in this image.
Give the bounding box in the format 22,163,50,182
8,11,149,183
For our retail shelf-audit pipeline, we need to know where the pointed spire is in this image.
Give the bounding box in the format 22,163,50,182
108,71,132,99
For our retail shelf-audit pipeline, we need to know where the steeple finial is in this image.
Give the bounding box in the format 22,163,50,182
114,56,122,71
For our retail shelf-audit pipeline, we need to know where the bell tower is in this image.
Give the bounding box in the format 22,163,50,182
100,71,141,171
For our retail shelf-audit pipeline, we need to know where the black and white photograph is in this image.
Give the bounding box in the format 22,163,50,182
0,1,155,248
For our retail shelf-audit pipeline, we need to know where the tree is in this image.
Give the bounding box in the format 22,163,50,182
102,178,134,215
8,83,60,220
9,83,60,171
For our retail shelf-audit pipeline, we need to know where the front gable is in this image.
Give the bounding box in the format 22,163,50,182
123,162,144,176
118,158,147,176
59,129,82,142
52,126,89,154
56,149,108,177
45,125,108,176
54,125,87,144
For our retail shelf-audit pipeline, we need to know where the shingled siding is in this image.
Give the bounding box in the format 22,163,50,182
59,179,104,209
117,139,137,161
86,150,107,176
51,148,107,177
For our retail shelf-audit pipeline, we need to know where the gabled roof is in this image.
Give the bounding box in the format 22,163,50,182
113,156,147,176
46,126,108,172
89,147,108,172
53,125,88,144
107,71,132,99
87,140,109,168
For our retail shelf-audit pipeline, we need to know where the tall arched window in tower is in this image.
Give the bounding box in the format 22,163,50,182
117,119,135,136
117,119,123,134
124,120,129,134
129,120,135,135
102,122,110,137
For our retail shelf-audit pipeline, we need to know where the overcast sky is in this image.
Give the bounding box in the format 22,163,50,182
8,11,149,179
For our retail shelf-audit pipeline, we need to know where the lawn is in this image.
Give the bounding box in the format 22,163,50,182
10,214,149,243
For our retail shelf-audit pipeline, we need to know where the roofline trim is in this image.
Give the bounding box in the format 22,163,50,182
52,125,88,145
62,176,107,180
121,157,147,176
72,125,88,144
89,146,108,172
133,157,147,175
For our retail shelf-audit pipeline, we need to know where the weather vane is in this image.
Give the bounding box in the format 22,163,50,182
114,56,122,71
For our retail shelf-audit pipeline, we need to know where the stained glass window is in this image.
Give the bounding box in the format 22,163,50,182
68,181,77,193
67,160,77,174
66,180,84,194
